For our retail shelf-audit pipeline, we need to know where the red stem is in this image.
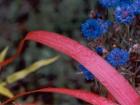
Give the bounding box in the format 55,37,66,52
1,88,117,105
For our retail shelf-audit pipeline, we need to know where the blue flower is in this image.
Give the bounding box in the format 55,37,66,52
81,19,103,40
95,46,103,55
99,0,120,8
132,0,140,15
79,64,94,80
106,48,129,67
115,2,135,24
81,19,110,40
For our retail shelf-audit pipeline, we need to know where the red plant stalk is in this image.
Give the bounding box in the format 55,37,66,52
1,88,117,105
0,31,140,105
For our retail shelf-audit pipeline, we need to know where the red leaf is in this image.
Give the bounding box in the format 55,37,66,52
0,31,140,105
1,88,117,105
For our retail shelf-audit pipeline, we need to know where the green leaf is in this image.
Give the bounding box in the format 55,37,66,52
6,56,59,84
0,47,8,62
0,85,13,98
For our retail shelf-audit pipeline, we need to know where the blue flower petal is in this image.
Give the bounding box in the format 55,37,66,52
132,0,140,15
99,0,120,8
79,64,94,80
95,47,103,55
115,2,135,24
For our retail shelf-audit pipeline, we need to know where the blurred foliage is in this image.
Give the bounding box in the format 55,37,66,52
0,85,14,98
1,56,59,85
0,47,59,100
0,0,98,105
0,47,14,98
0,47,8,62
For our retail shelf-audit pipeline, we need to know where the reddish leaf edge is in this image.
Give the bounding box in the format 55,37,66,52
0,38,25,68
13,103,37,105
1,87,118,105
0,30,140,105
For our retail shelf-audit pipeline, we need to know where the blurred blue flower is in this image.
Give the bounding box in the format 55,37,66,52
81,19,103,40
79,64,94,80
115,2,135,24
132,0,140,15
81,19,110,40
99,0,120,8
106,48,129,67
95,46,103,55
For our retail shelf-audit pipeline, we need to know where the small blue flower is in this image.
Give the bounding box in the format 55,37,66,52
79,64,94,80
115,2,135,24
106,48,129,67
95,46,103,55
99,0,120,8
81,19,110,40
132,0,140,15
81,19,103,40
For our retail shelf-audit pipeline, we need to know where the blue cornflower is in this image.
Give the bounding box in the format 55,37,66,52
132,0,140,15
95,46,103,55
99,0,120,8
81,19,103,40
106,48,129,67
79,64,94,80
115,2,135,24
81,19,110,40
